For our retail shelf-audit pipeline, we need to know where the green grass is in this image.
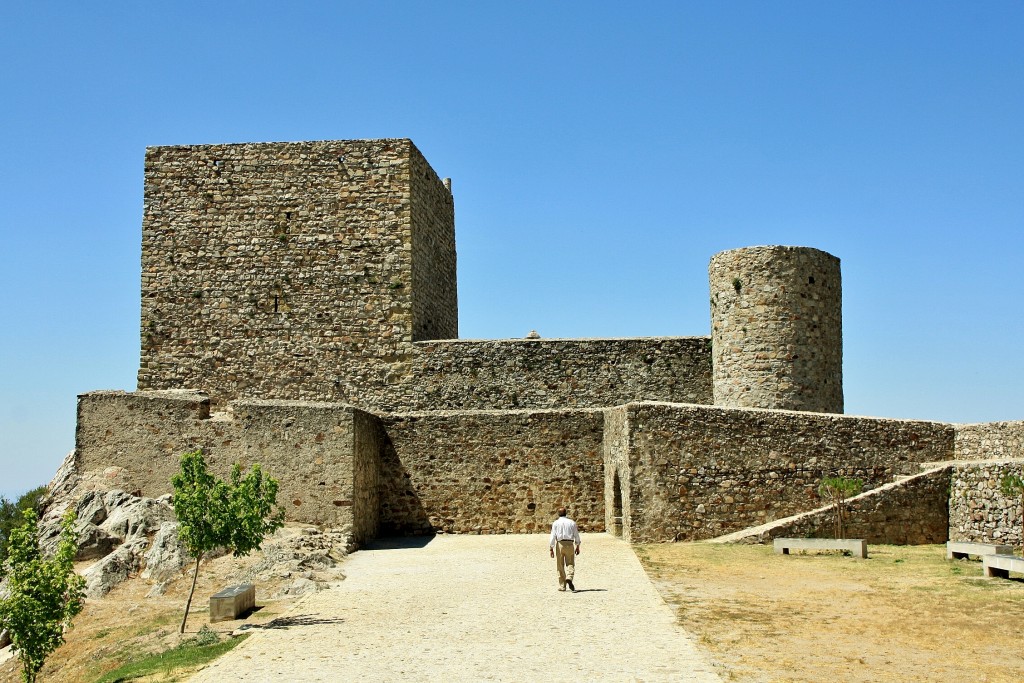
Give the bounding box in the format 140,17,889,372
93,633,248,683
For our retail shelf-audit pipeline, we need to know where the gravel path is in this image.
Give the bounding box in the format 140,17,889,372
189,533,721,682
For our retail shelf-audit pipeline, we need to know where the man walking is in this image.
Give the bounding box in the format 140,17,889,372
549,506,581,592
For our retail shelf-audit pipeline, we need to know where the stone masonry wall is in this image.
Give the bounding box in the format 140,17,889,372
731,468,951,545
954,421,1024,461
614,402,954,543
74,391,380,539
378,409,605,535
398,337,711,411
410,148,458,342
603,406,631,538
710,246,843,413
138,139,456,408
351,409,384,543
949,461,1024,546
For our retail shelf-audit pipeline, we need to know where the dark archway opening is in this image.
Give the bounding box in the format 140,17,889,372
612,471,623,537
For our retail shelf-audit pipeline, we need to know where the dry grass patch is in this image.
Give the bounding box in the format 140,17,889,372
636,542,1024,683
0,541,313,683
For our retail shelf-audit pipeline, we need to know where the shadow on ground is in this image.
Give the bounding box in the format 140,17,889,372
362,535,436,550
263,615,346,629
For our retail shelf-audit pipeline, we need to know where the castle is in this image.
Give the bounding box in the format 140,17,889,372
71,138,1024,547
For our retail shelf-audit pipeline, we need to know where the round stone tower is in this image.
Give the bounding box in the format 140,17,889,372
709,245,843,413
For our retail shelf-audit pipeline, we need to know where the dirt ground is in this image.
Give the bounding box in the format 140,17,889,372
0,531,326,683
5,539,1024,682
635,542,1024,683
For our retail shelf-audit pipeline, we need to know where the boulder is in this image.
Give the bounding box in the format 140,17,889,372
98,492,174,540
45,486,181,597
47,450,80,503
82,538,148,598
276,577,327,598
76,490,108,526
75,524,121,561
141,522,189,583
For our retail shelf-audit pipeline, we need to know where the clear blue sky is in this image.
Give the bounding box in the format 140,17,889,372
2,2,1022,500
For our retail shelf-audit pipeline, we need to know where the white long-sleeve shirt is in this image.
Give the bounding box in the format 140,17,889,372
549,516,581,549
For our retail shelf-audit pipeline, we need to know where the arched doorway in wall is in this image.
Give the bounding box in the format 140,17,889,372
612,471,624,537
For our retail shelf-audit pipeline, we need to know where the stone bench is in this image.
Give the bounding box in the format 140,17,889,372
773,538,868,559
982,554,1024,579
210,583,256,623
946,541,1014,560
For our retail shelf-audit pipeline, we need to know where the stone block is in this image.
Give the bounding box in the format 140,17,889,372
982,554,1024,579
210,584,256,622
773,537,867,559
946,541,1013,560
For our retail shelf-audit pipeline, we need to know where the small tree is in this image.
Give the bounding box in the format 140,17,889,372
171,450,284,634
818,476,863,539
1000,473,1024,552
0,509,85,683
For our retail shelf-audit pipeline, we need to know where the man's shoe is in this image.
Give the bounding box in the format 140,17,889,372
559,586,566,591
567,580,575,592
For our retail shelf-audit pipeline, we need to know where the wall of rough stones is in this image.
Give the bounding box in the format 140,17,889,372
75,133,1002,549
74,390,379,538
410,149,458,342
377,409,605,535
138,139,456,408
399,337,712,411
603,406,631,538
710,246,843,413
351,409,384,543
729,468,951,545
611,402,954,543
954,421,1024,461
949,461,1024,546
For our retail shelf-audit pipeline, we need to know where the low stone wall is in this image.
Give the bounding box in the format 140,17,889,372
950,461,1024,547
954,421,1024,461
400,337,712,411
378,409,605,535
75,391,987,546
610,402,955,543
74,390,379,536
728,468,951,545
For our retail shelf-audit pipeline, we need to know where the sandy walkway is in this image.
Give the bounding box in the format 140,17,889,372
189,533,721,682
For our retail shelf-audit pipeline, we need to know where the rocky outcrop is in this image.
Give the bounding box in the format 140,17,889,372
233,527,353,598
70,490,177,598
142,522,190,583
82,538,149,598
38,453,353,599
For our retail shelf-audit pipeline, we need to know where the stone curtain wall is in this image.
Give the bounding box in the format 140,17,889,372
400,337,712,411
710,246,843,413
954,421,1024,460
410,148,458,342
138,139,456,408
603,406,632,539
377,409,605,535
949,462,1024,546
351,409,384,543
614,402,954,543
732,468,951,545
74,391,380,538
